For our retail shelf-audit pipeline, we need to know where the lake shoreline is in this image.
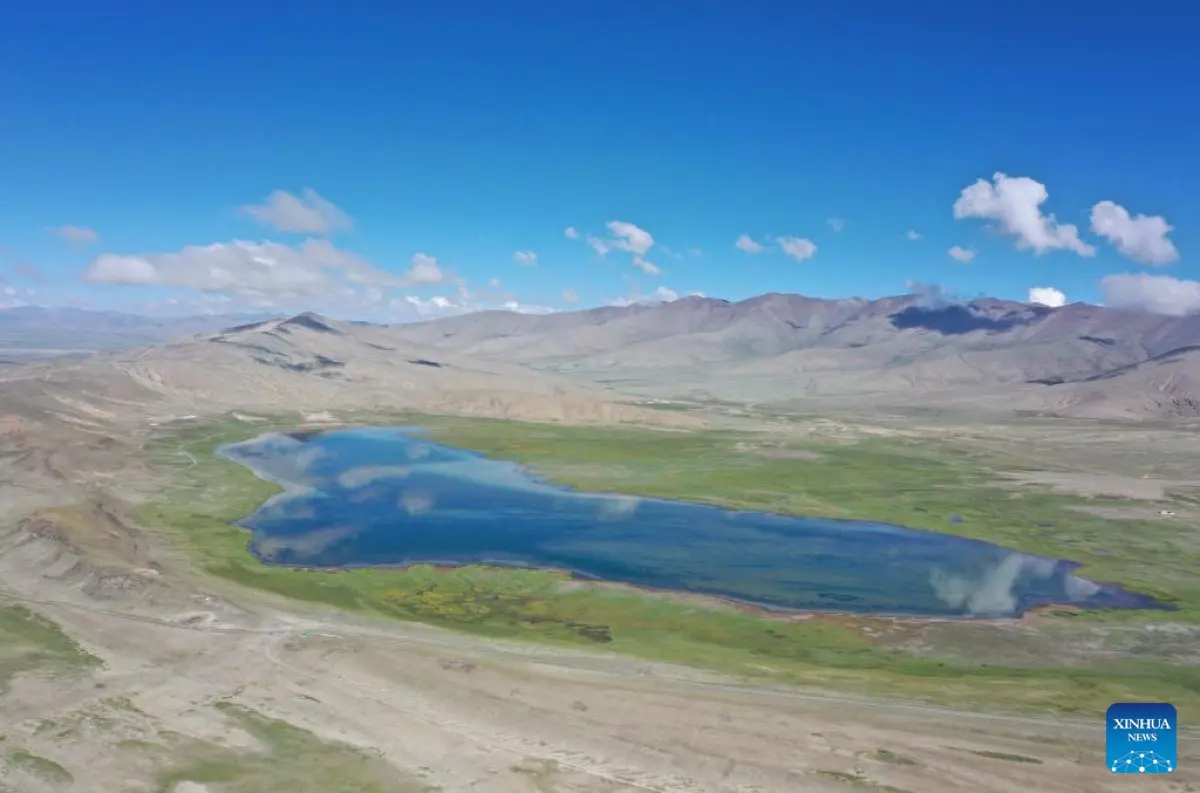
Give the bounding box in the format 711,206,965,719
220,425,1166,621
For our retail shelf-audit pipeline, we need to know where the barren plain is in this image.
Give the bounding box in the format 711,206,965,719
1,307,1198,792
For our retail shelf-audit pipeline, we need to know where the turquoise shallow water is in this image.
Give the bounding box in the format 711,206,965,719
219,426,1161,618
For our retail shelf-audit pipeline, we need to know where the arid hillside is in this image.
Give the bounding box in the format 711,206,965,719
389,293,1200,420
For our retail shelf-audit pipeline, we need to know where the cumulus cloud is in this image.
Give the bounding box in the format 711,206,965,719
906,280,954,310
1028,286,1067,308
48,225,99,244
563,226,580,240
562,288,579,303
401,295,457,316
238,188,352,234
406,252,445,284
0,284,37,308
605,220,655,255
827,218,847,232
609,286,681,307
81,239,448,309
948,245,976,263
1100,273,1200,316
776,236,817,261
953,172,1095,256
906,229,922,241
632,255,660,276
513,250,538,266
1089,200,1179,266
735,234,765,254
586,235,609,256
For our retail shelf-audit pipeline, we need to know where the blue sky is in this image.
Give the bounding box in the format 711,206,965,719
1,1,1197,320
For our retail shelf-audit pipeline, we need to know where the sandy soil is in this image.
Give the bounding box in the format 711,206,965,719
7,585,1189,793
996,471,1185,501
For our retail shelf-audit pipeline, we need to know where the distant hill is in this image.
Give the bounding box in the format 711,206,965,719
0,306,274,363
0,311,701,434
7,294,1200,421
387,292,1200,420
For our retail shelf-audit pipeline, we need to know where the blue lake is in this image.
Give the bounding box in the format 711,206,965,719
219,427,1159,618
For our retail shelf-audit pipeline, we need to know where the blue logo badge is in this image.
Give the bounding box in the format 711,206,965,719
1107,702,1176,774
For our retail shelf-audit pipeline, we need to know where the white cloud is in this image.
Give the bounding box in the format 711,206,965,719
948,245,976,263
953,172,1095,256
688,248,704,257
735,234,765,254
827,218,847,232
513,250,538,266
586,235,609,256
906,230,922,241
81,240,445,305
632,256,660,276
48,225,99,244
562,288,579,303
406,252,445,284
501,300,555,314
1089,200,1179,266
400,293,554,319
605,220,654,255
563,226,580,240
488,277,502,289
238,188,352,234
776,236,817,261
402,295,456,316
608,286,681,307
1100,273,1200,316
1027,286,1067,308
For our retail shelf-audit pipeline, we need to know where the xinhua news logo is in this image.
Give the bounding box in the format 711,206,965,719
1106,702,1176,774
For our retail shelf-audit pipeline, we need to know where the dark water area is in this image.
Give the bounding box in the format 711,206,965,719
218,427,1161,618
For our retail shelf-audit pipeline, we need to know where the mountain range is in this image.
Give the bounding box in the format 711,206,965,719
387,292,1200,420
3,291,1199,422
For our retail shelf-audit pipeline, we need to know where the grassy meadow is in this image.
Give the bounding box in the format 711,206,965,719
135,413,1200,716
0,604,102,695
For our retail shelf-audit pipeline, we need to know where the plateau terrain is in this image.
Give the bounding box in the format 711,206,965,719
1,296,1197,793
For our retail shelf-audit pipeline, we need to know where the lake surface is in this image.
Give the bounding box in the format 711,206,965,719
219,427,1159,618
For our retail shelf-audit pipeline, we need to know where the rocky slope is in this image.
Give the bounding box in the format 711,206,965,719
389,293,1200,420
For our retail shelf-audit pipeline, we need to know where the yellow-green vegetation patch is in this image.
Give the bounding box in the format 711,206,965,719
962,749,1043,764
0,604,101,694
3,748,74,787
137,414,1200,717
133,701,436,793
863,749,920,766
508,759,561,792
812,769,915,792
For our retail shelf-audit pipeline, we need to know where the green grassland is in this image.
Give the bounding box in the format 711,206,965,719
136,413,1200,716
4,696,434,792
0,604,101,695
146,701,436,793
